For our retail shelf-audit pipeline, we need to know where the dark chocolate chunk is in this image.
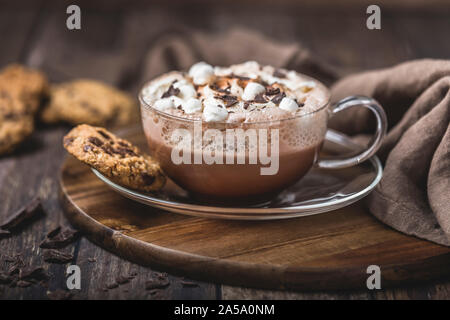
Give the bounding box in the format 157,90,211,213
118,141,130,148
219,86,231,94
243,102,250,110
40,227,80,249
47,289,72,300
271,92,286,105
215,94,238,108
46,226,61,238
83,145,93,152
265,87,280,96
106,282,119,289
63,137,74,147
145,277,169,290
209,83,219,91
148,289,162,297
141,173,155,186
0,197,45,231
6,255,25,275
19,267,50,283
225,98,238,106
210,83,231,94
43,249,74,264
116,275,130,285
88,136,103,147
253,93,267,104
101,145,114,155
161,84,180,98
273,69,287,78
114,147,137,157
97,130,111,140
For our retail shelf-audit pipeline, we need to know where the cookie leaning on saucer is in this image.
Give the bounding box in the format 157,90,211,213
41,79,137,126
63,124,166,192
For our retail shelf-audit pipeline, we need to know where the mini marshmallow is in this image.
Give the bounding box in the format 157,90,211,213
183,98,202,114
203,100,228,122
201,85,217,100
279,97,298,112
242,82,265,101
242,61,260,70
171,96,184,108
189,62,215,85
177,84,197,99
229,80,244,97
153,98,174,111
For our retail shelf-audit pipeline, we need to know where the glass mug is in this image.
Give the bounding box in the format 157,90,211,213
139,77,387,199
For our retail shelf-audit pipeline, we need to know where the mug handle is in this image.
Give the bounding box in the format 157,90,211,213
316,95,388,169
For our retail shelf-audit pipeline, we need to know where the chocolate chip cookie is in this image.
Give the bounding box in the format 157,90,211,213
63,124,166,192
0,93,34,154
41,80,137,126
0,64,49,114
0,64,48,154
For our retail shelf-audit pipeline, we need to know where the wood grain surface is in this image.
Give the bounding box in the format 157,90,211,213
1,1,450,299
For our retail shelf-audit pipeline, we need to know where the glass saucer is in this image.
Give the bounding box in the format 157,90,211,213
92,129,382,220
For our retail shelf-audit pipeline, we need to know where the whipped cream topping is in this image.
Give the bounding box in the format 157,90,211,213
141,61,329,123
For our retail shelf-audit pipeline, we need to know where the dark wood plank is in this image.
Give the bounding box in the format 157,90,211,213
0,1,44,65
68,238,216,299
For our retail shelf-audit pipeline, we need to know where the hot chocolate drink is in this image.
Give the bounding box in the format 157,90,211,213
140,61,331,198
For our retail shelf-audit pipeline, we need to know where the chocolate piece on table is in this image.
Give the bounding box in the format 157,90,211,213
43,249,74,264
0,197,45,231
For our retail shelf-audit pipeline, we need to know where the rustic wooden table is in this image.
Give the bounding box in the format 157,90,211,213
1,1,450,299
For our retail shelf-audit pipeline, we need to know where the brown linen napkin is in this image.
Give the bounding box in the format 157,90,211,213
330,60,450,246
141,28,449,246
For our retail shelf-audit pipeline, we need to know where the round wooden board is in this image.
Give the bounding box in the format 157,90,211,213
60,131,450,291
